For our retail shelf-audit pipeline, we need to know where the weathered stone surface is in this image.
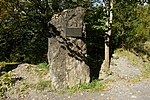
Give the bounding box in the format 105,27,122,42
47,7,90,89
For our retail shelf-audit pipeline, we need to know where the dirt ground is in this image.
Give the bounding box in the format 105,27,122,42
3,51,150,100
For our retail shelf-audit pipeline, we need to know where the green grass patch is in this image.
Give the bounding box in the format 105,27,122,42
35,62,49,78
36,62,49,71
66,80,108,94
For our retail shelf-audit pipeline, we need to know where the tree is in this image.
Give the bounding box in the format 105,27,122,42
101,0,113,72
0,0,91,63
0,0,66,63
98,0,150,74
112,0,150,49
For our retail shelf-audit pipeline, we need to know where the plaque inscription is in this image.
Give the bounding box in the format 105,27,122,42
66,27,82,37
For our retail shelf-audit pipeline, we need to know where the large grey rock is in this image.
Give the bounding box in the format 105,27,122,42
47,7,90,89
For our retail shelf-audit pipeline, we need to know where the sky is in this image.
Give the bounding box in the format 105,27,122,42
92,0,104,7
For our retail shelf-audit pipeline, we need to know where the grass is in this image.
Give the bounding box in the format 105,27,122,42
0,61,50,97
13,62,51,93
140,62,150,79
36,62,49,70
65,80,108,94
35,62,49,79
13,79,52,95
35,79,51,91
35,63,51,91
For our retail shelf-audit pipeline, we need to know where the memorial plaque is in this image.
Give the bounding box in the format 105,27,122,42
66,27,82,37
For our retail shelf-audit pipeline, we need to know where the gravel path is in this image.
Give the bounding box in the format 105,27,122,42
5,78,150,100
3,52,150,100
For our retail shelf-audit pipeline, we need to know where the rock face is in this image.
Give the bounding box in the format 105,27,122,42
47,7,90,89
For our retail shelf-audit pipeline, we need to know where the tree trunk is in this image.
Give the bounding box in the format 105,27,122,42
104,0,113,72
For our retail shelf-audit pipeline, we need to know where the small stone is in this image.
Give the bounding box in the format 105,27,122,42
129,92,133,95
112,54,118,58
131,95,137,99
137,90,141,93
80,93,83,95
101,94,104,96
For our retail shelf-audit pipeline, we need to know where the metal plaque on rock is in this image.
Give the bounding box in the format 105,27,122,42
66,27,82,37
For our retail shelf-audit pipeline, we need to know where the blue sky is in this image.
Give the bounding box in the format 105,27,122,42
92,0,104,7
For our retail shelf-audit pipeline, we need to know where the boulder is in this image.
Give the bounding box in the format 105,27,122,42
47,7,90,89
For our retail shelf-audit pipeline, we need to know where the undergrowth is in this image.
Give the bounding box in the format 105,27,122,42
64,80,108,94
0,62,18,97
35,79,51,91
0,71,13,97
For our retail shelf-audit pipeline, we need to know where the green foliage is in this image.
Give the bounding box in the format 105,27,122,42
0,71,13,97
85,6,107,32
0,0,50,63
36,62,49,71
0,62,6,68
0,0,92,64
112,1,150,51
67,80,107,94
0,0,149,64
